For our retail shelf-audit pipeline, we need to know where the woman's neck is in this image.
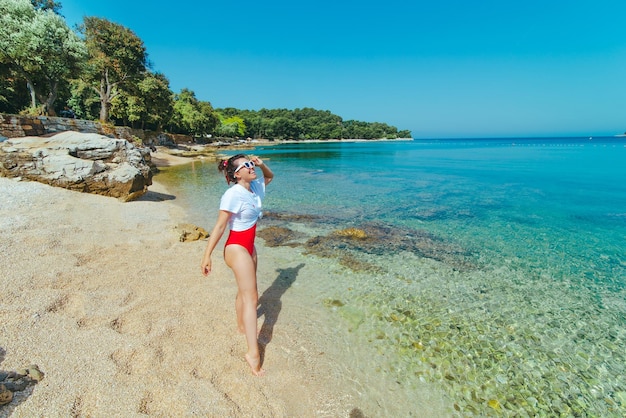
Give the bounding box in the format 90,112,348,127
237,180,251,191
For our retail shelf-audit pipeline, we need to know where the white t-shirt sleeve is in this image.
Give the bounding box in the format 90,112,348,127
219,187,242,214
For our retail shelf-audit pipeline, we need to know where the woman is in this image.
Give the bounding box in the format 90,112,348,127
201,154,274,376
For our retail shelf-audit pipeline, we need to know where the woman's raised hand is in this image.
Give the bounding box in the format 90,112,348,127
250,155,264,166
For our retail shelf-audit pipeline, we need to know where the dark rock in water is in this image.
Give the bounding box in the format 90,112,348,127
349,407,368,418
323,298,345,307
260,210,477,272
257,225,304,247
262,211,321,222
338,254,384,273
0,131,152,201
304,222,476,271
333,227,368,239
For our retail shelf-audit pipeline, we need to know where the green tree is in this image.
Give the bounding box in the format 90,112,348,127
169,88,218,137
0,62,30,113
136,72,174,130
110,71,173,130
80,17,147,122
67,78,100,120
213,106,411,140
216,115,246,137
0,0,87,115
30,0,61,12
269,116,301,140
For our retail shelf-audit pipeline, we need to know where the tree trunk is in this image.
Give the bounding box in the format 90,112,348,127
42,80,58,116
98,69,119,122
26,78,37,109
99,73,110,122
99,97,110,122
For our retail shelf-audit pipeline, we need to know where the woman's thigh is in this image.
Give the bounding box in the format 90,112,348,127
225,245,257,292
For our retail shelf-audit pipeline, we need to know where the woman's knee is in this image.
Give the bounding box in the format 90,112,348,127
239,288,258,305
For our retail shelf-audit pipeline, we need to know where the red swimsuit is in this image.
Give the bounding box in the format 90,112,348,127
225,224,257,255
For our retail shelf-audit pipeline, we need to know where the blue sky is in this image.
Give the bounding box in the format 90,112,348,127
60,0,626,138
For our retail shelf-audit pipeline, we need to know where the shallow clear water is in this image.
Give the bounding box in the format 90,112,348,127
158,138,626,416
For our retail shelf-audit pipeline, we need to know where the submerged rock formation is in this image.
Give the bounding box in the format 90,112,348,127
0,131,152,201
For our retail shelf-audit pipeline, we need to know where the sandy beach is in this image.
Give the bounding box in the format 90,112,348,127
0,150,348,416
0,151,450,417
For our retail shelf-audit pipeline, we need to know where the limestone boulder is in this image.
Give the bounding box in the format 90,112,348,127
0,131,152,201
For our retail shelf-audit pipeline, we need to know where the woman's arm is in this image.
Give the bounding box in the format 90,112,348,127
251,156,274,186
201,210,231,276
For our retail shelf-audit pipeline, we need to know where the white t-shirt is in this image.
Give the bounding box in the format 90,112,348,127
219,179,265,231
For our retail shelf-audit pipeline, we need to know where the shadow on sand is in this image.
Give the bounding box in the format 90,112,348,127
134,190,176,202
257,263,304,350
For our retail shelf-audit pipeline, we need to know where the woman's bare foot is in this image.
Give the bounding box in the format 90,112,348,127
245,353,265,376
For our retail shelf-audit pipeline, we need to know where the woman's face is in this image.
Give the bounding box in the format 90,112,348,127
233,158,256,181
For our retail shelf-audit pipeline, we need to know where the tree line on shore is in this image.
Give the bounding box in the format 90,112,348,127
0,0,411,140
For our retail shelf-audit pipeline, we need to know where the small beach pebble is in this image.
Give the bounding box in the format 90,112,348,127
27,365,44,382
0,384,13,406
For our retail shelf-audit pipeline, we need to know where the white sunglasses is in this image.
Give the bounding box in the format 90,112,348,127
234,160,255,173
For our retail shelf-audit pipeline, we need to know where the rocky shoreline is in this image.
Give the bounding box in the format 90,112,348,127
0,132,153,201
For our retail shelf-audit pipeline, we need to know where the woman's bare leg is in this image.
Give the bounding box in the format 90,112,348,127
235,292,244,334
225,244,264,376
235,248,257,334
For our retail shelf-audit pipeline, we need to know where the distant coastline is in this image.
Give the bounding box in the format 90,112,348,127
411,135,626,141
265,137,414,144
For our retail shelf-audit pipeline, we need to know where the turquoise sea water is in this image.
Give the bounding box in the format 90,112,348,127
159,138,626,416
